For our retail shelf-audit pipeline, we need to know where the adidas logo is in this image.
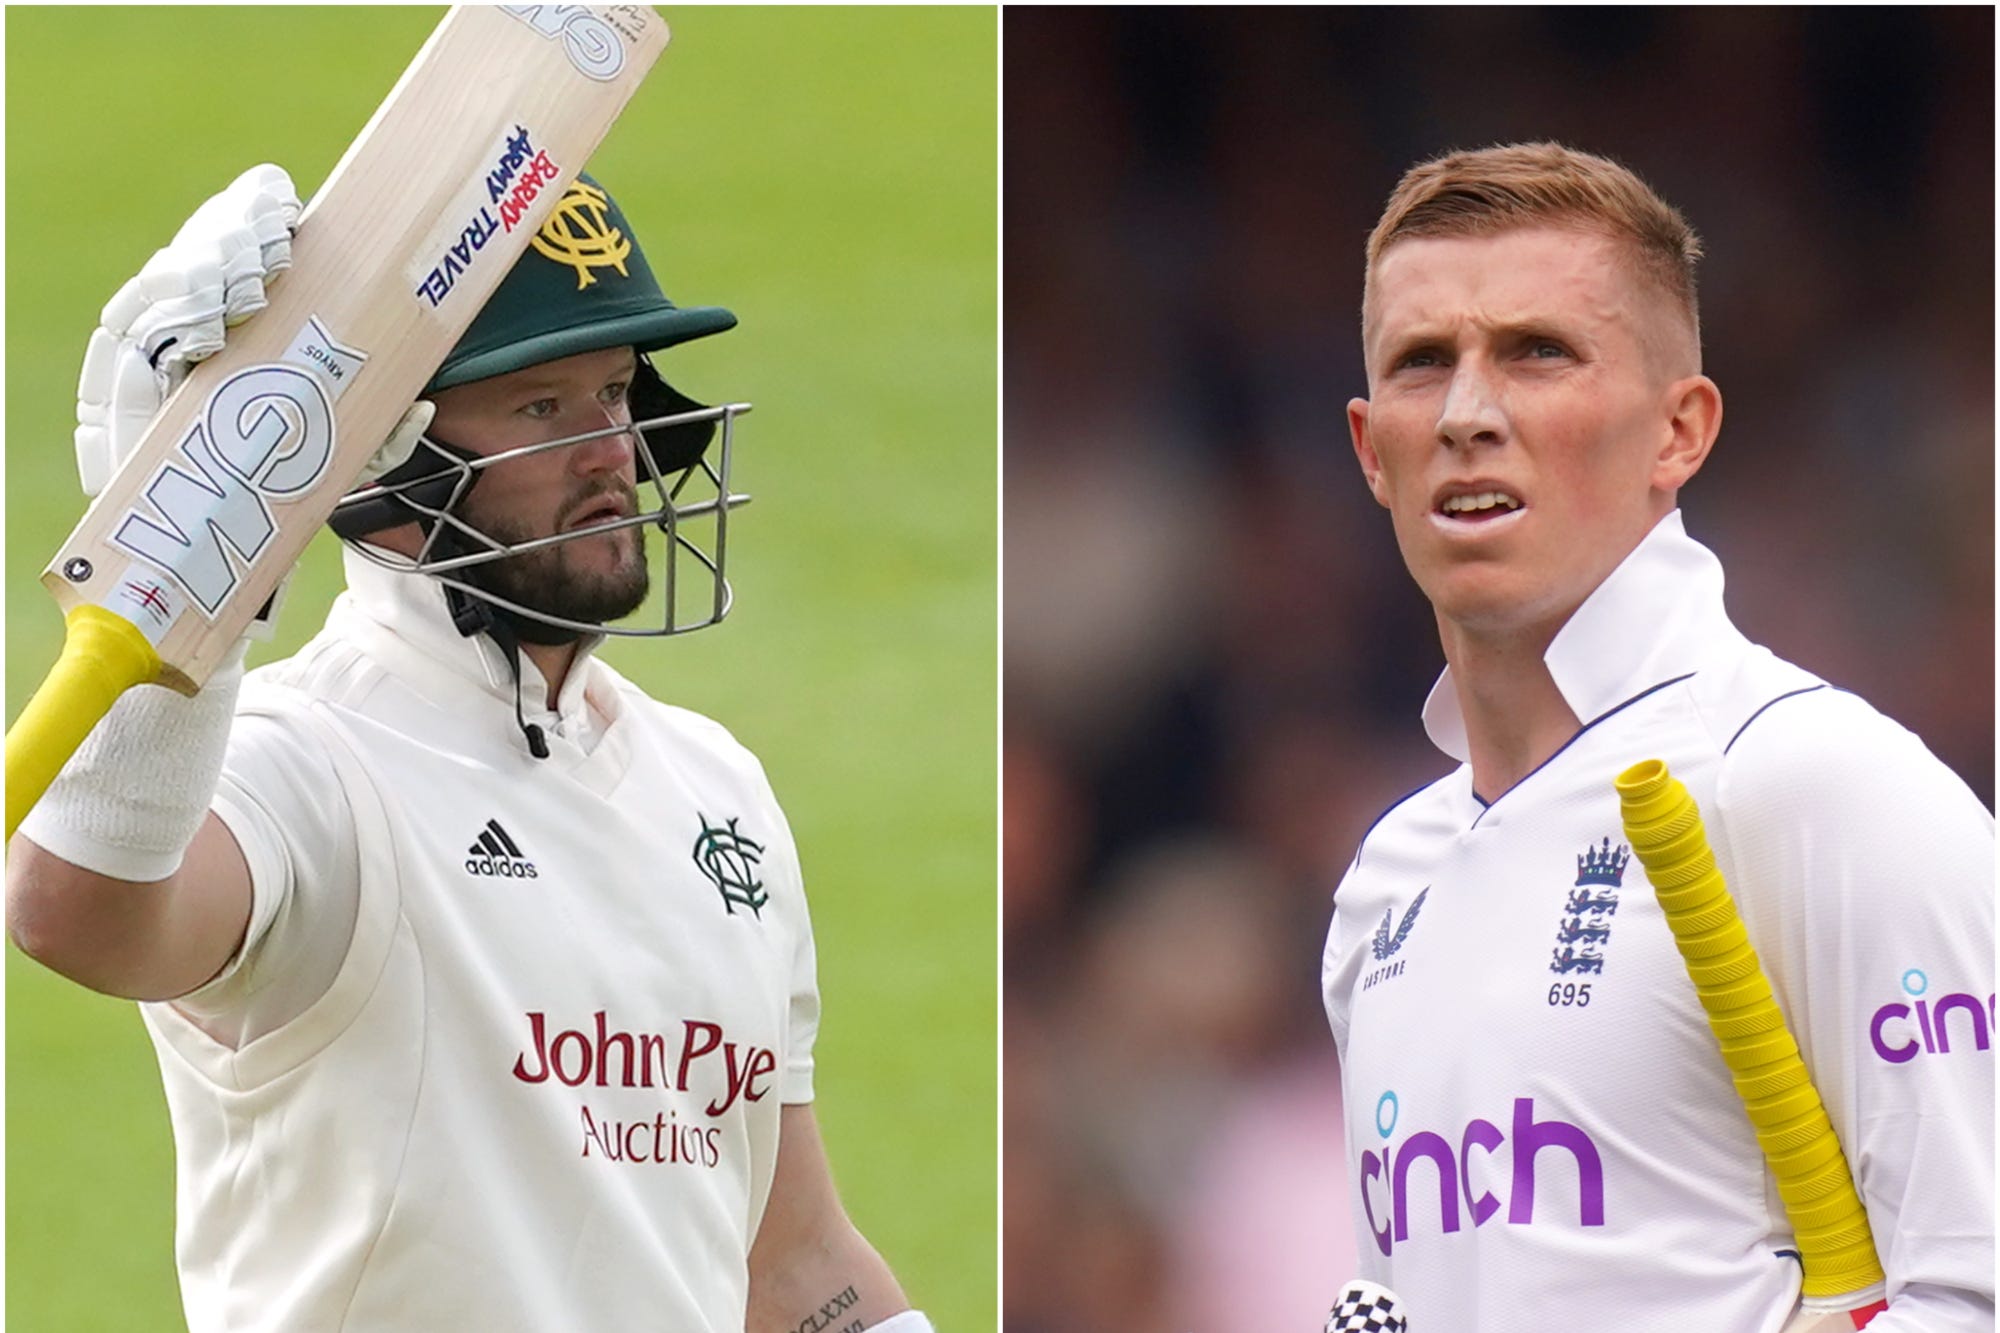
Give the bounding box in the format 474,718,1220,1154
465,819,539,879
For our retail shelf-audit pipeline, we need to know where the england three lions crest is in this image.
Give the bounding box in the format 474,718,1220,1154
1551,837,1628,976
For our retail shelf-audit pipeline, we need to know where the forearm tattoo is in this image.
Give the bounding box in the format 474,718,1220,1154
790,1284,862,1333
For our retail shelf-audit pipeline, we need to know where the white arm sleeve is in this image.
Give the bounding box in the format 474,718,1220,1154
171,704,360,1049
1716,690,1994,1331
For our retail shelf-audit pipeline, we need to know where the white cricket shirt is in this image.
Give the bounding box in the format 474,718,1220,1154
1322,512,1994,1332
142,550,819,1332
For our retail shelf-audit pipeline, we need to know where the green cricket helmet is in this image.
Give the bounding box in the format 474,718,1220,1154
423,173,736,393
333,173,752,642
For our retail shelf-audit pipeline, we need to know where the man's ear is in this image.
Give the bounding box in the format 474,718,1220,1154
1653,375,1722,494
1350,397,1390,509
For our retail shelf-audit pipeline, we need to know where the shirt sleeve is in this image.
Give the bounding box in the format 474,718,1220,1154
1323,848,1372,1055
1324,861,1388,1286
172,702,361,1050
764,784,818,1104
783,900,820,1105
1715,689,1994,1330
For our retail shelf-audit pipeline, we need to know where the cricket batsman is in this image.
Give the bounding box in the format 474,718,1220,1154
8,164,934,1333
1320,143,1993,1330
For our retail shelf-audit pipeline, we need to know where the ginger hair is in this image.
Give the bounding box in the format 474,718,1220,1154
1364,142,1703,366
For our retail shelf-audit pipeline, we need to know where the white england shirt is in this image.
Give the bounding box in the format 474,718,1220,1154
142,550,819,1333
1322,511,1994,1332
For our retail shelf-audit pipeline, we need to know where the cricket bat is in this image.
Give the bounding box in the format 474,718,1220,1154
5,4,669,841
1615,760,1890,1332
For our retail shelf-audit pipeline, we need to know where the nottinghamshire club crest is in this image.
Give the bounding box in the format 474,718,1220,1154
692,814,767,918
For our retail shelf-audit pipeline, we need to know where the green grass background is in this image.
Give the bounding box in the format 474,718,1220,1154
6,7,996,1328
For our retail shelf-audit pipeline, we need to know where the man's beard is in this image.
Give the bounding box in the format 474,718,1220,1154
458,497,651,631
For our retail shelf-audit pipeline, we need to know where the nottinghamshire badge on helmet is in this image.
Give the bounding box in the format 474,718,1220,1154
532,179,633,288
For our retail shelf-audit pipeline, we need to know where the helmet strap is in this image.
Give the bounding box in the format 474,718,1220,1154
447,585,550,761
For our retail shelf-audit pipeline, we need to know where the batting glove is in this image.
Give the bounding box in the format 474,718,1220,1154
72,164,431,635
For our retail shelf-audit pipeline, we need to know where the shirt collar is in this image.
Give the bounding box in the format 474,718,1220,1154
1421,509,1742,762
333,545,609,736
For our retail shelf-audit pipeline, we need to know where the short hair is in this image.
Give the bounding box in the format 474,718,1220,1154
1364,142,1703,358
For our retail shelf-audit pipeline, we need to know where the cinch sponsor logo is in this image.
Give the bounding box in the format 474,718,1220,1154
1358,1091,1606,1257
1869,967,1996,1064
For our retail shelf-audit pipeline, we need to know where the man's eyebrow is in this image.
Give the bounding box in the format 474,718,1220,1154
1373,321,1442,359
1487,318,1579,341
1378,317,1581,359
1374,325,1455,368
506,351,639,392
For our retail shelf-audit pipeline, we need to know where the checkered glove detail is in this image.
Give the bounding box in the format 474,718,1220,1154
1324,1281,1408,1333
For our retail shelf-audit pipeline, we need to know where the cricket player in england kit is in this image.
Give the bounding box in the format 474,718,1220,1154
8,167,933,1333
1320,144,1993,1331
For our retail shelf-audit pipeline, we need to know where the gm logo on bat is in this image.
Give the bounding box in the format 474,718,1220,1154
107,362,340,618
500,5,633,81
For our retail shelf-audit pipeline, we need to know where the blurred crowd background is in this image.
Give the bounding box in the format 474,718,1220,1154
1002,9,1993,1331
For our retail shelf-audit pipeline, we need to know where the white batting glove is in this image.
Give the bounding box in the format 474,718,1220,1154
75,163,428,496
73,165,430,635
171,161,301,322
76,164,300,496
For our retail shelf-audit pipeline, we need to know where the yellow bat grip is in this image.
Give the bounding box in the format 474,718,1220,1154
1616,760,1886,1305
5,605,163,843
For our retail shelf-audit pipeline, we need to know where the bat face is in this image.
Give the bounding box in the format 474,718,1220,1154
95,331,352,630
43,4,670,695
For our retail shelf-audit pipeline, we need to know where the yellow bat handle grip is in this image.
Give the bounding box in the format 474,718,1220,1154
5,605,163,843
1616,759,1886,1305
